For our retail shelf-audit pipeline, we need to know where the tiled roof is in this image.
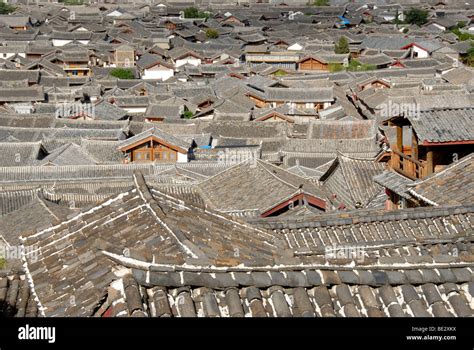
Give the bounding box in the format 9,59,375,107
0,273,38,317
20,173,287,316
197,160,328,216
35,143,98,166
252,205,474,253
117,127,190,152
0,126,127,143
0,1,473,319
319,154,385,209
0,142,43,167
9,173,474,317
97,270,474,317
408,108,474,144
0,87,45,102
0,195,73,246
373,170,414,200
409,154,474,206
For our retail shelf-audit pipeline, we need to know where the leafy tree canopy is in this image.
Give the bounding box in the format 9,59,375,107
451,27,474,41
347,59,376,72
313,0,329,6
328,63,344,72
463,44,474,67
0,2,16,14
404,7,429,26
183,7,209,19
205,28,219,39
335,37,349,54
110,68,135,79
59,0,84,5
182,110,194,119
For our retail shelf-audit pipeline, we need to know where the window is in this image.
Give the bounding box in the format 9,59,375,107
153,144,177,162
131,141,179,163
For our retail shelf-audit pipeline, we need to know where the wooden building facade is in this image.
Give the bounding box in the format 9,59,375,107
118,135,188,163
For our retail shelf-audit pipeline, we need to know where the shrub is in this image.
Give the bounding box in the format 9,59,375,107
182,110,194,119
313,0,329,6
451,27,474,41
110,68,135,79
273,70,288,76
60,0,84,5
347,59,376,71
205,28,219,39
0,2,15,14
328,63,344,72
463,45,474,67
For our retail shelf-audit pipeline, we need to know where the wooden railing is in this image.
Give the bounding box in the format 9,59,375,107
391,149,426,180
63,63,90,69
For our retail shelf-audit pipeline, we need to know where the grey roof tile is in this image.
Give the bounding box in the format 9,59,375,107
373,271,389,285
293,287,315,317
405,270,424,285
337,271,359,285
408,299,431,317
421,283,443,306
438,269,458,284
225,288,245,317
448,294,472,317
270,289,292,317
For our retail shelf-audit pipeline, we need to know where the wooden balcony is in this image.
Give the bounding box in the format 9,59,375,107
390,149,427,180
63,64,90,69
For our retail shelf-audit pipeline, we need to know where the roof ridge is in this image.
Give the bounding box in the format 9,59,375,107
256,159,300,190
251,204,474,228
35,196,60,222
132,172,204,260
335,153,358,206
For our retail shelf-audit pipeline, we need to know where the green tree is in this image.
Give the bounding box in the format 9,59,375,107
404,8,429,26
205,28,219,39
328,63,344,72
110,68,135,79
60,0,84,5
347,59,376,71
183,7,209,19
182,110,194,119
451,21,470,38
0,258,5,269
393,9,402,25
0,2,15,14
451,27,474,41
335,37,349,54
463,44,474,67
273,69,288,76
313,0,329,6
